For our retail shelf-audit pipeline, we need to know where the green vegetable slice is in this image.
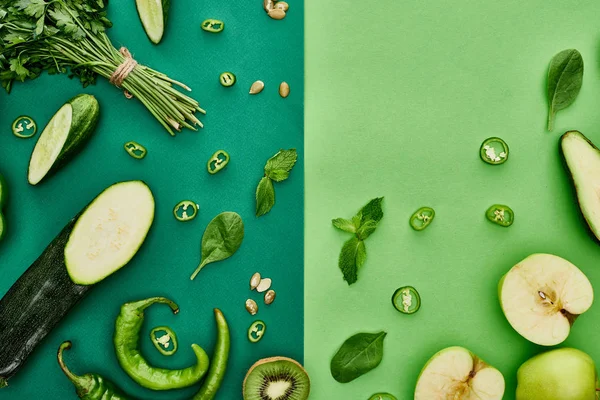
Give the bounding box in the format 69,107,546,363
151,326,178,356
485,204,514,227
409,207,435,231
219,72,236,87
369,393,398,400
201,19,224,33
173,200,198,222
248,320,266,343
135,0,169,44
480,137,508,165
392,286,420,314
12,116,37,138
124,141,147,159
207,150,230,174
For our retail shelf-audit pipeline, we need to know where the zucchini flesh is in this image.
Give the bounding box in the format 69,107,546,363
0,181,154,388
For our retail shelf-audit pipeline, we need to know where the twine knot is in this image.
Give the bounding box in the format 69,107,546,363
110,47,137,88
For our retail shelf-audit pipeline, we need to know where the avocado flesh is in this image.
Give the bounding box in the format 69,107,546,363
561,130,600,242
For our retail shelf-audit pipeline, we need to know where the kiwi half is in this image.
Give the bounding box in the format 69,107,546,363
243,356,310,400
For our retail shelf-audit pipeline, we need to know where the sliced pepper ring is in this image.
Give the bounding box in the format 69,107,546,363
480,137,509,165
369,393,398,400
485,204,514,227
201,19,225,33
409,207,435,231
173,200,199,222
150,326,178,356
392,286,420,314
219,72,236,87
248,320,266,343
124,141,147,159
12,116,37,138
207,150,230,174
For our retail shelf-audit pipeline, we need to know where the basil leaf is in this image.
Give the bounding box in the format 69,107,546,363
190,212,244,280
255,176,275,217
547,49,583,131
356,220,377,240
339,237,363,285
265,149,297,174
332,218,356,233
330,331,387,383
359,197,384,225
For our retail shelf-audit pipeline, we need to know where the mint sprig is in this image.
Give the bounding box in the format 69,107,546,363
332,197,383,285
255,149,298,217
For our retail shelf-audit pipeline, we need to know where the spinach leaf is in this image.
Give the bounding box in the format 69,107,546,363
255,177,275,217
190,212,244,280
547,49,584,131
255,149,298,217
330,331,387,383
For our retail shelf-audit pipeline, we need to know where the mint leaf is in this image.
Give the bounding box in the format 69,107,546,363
339,237,363,285
356,220,377,240
255,177,275,217
359,197,384,225
268,169,290,182
265,149,297,175
332,218,356,233
356,240,366,269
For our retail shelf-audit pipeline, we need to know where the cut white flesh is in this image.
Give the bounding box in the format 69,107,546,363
28,104,72,185
499,253,593,346
65,181,155,285
136,0,165,44
561,130,600,241
414,346,505,400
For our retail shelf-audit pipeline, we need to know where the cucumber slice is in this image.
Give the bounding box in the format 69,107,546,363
136,0,169,44
65,181,155,285
28,94,99,185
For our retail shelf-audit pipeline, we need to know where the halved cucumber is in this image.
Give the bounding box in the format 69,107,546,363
65,181,155,285
136,0,169,44
28,94,99,185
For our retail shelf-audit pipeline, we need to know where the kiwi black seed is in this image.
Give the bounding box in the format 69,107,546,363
243,356,310,400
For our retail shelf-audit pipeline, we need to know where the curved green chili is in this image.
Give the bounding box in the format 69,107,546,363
201,19,224,33
173,200,199,222
114,297,210,390
151,326,178,356
409,207,435,231
192,309,231,400
219,72,236,87
58,341,137,400
12,116,37,138
485,204,514,227
480,137,509,165
207,150,230,174
124,141,147,159
248,320,266,343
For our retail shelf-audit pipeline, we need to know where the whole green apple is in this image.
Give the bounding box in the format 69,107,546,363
516,348,598,400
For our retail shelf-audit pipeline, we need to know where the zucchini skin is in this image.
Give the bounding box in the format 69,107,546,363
0,214,90,385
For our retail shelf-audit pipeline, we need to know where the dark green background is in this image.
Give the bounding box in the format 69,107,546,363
0,1,303,399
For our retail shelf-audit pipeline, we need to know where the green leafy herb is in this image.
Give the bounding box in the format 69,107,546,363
190,212,244,280
330,331,387,383
332,197,383,284
1,0,204,135
255,149,298,217
547,49,584,131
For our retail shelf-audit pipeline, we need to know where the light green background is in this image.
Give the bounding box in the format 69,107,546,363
305,1,600,399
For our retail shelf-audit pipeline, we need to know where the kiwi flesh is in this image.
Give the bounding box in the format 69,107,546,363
243,356,310,400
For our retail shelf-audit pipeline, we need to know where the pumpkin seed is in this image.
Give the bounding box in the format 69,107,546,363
264,289,276,305
249,80,265,95
275,1,289,11
245,299,258,315
250,272,261,290
279,82,290,98
256,278,272,293
263,0,274,12
268,8,286,20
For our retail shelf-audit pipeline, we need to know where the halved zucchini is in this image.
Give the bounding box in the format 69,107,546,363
136,0,170,44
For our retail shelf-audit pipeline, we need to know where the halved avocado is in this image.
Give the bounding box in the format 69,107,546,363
561,130,600,242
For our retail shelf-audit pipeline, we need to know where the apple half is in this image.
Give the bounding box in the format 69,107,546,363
499,253,593,346
414,346,505,400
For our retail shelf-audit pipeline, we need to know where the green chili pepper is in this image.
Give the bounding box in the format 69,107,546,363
11,116,37,138
0,173,7,242
248,320,266,343
151,326,178,356
392,286,421,314
58,341,137,400
124,141,147,159
480,137,509,165
409,207,435,231
191,309,231,400
369,393,398,400
219,72,236,87
201,19,224,33
485,204,514,227
114,297,210,390
207,150,230,174
173,200,199,222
